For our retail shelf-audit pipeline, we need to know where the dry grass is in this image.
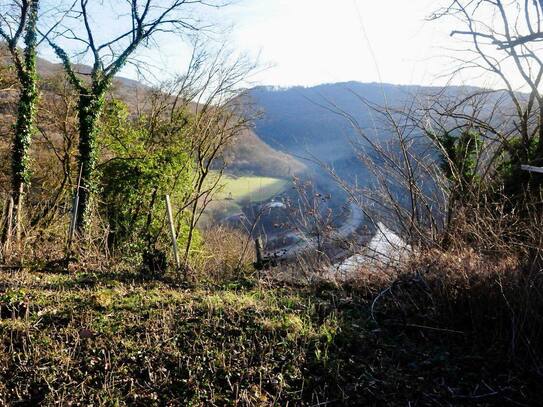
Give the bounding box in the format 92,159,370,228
196,226,255,283
0,244,542,405
0,267,343,405
0,189,542,405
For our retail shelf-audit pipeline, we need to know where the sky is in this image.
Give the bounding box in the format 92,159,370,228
35,0,517,90
223,0,449,88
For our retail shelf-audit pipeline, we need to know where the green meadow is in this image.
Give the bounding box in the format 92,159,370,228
216,175,289,202
200,174,290,224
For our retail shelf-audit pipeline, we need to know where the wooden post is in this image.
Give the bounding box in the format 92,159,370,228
67,165,83,255
165,194,181,270
254,236,271,270
254,237,264,266
3,197,14,257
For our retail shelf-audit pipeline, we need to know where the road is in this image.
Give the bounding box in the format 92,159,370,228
267,202,364,261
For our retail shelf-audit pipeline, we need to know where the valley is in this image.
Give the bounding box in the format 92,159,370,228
210,82,443,259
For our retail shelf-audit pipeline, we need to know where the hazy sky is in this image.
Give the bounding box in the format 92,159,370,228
224,0,450,87
37,0,512,89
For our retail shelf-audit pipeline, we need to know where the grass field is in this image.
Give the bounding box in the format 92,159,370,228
215,175,289,203
201,174,290,224
0,262,538,405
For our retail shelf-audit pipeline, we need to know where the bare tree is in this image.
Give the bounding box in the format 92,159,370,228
44,0,228,233
32,72,79,227
156,43,258,274
430,0,543,167
333,0,543,249
0,57,17,92
0,0,40,242
324,92,446,248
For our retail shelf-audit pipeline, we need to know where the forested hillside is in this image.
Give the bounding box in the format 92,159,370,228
249,82,499,167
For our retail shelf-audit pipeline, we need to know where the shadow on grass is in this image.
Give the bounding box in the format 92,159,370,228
1,254,542,405
297,272,543,405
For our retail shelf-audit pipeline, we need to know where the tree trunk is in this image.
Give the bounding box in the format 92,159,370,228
75,91,104,232
12,72,38,236
9,0,39,242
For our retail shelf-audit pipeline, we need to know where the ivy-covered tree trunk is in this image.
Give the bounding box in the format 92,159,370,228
10,0,39,240
75,91,105,231
46,0,210,235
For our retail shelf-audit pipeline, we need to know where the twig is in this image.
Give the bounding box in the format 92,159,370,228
370,285,394,323
400,323,465,335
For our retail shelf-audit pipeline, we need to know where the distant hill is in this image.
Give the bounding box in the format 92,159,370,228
247,81,499,183
223,127,305,177
0,47,304,179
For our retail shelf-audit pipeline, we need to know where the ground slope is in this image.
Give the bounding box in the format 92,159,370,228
0,266,538,405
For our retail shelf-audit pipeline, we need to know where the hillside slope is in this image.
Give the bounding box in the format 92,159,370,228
0,48,304,179
0,253,539,405
223,127,304,177
248,82,492,182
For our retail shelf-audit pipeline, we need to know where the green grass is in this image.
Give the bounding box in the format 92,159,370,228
0,270,340,405
0,265,539,405
216,175,289,203
200,174,290,224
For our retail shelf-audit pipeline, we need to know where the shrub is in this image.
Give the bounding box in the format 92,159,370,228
98,99,199,268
